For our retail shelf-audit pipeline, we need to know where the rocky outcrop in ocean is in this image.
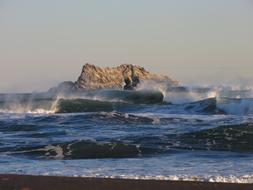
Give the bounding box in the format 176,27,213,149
75,64,178,90
49,64,178,92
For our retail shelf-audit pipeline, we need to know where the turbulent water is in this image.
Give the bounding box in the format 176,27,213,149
1,86,253,183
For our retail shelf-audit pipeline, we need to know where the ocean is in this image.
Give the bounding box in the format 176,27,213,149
0,86,253,183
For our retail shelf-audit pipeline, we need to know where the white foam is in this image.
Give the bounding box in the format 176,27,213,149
75,174,253,184
8,145,65,159
27,109,55,114
0,108,55,115
43,145,65,159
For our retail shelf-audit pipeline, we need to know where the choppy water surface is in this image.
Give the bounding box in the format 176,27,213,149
1,86,253,183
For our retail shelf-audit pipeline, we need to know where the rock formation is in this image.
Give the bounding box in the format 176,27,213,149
49,64,178,92
75,63,178,90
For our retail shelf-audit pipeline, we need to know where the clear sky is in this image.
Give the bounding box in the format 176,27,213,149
0,0,252,92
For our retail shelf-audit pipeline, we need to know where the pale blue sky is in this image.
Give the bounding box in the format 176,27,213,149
0,0,252,92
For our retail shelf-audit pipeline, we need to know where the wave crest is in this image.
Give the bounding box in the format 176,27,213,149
178,123,253,151
11,140,157,159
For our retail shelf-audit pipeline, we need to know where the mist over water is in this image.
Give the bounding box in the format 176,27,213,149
1,83,253,115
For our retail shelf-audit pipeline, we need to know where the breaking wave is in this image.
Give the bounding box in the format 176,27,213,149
0,87,253,115
0,90,164,114
217,97,253,115
174,97,253,115
6,122,253,158
9,140,157,159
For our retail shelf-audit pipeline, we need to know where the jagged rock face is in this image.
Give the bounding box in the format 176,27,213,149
75,64,178,90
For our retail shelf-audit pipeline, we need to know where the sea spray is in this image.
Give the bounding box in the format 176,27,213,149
217,98,253,115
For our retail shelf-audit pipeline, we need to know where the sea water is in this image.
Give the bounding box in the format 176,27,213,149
0,86,253,183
